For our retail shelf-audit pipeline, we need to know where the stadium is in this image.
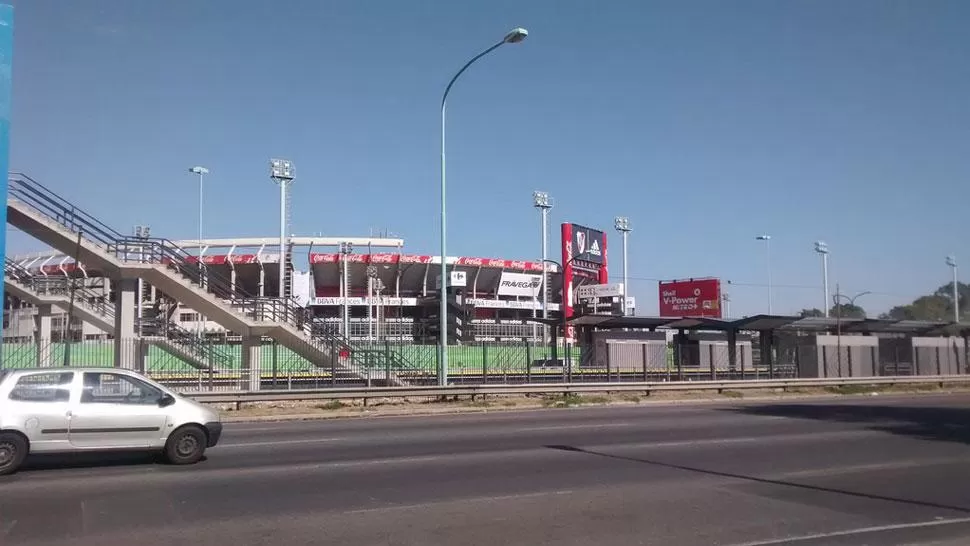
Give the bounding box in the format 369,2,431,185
4,235,571,344
2,170,630,385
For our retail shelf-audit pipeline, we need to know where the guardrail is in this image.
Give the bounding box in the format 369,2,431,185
186,375,970,409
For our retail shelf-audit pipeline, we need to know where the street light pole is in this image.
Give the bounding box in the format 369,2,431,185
833,284,871,377
189,166,209,339
756,235,772,314
533,191,552,340
815,241,830,317
439,27,528,386
615,217,631,315
947,255,958,322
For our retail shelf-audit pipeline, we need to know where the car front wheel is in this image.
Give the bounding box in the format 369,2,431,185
164,426,207,465
0,432,28,476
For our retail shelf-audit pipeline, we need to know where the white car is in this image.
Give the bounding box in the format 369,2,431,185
0,367,222,475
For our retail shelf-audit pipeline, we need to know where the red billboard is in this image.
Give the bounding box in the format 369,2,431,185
561,223,609,338
658,278,722,318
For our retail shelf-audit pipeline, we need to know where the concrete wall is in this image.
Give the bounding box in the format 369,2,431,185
912,336,967,376
804,335,880,378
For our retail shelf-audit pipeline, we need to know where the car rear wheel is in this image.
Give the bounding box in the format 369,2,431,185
164,426,207,465
0,432,28,476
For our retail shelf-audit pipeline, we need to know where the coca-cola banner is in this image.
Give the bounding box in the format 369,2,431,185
496,272,544,297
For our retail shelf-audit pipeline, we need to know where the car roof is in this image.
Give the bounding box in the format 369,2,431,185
1,367,129,376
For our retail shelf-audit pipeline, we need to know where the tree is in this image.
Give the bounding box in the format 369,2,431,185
829,303,866,319
798,308,825,318
933,282,970,320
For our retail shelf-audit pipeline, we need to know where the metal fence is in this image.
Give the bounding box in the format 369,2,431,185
2,336,964,392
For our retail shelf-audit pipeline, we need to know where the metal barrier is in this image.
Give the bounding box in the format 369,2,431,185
186,375,970,407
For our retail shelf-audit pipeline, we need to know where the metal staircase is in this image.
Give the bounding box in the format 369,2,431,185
4,258,232,372
6,173,424,385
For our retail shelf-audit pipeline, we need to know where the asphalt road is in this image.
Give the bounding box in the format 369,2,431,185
4,394,970,546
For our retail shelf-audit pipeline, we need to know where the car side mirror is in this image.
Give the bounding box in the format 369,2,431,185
158,393,176,408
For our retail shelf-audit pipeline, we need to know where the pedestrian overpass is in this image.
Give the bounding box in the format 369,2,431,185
6,173,414,387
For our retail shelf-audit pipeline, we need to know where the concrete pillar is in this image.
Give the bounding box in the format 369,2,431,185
114,278,137,369
241,335,262,391
34,304,53,367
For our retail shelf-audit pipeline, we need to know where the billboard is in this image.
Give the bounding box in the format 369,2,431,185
658,278,722,318
566,223,605,265
496,272,544,297
562,223,609,337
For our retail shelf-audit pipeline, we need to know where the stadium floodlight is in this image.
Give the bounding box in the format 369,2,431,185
269,159,294,181
439,27,529,386
614,216,631,233
532,191,551,209
614,217,632,315
815,241,830,317
947,255,958,322
269,159,295,300
756,234,772,314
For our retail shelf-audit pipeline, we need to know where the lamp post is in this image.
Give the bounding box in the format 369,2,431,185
833,284,871,377
340,242,353,338
541,258,574,379
189,166,208,339
814,241,830,317
439,27,528,386
946,255,958,322
533,191,552,340
614,217,632,316
270,159,295,300
756,234,772,314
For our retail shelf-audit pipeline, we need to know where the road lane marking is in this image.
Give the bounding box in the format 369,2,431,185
772,456,970,480
517,423,634,432
601,429,882,451
220,438,344,448
342,490,575,515
729,516,970,545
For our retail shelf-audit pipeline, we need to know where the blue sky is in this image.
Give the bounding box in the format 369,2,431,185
6,0,970,317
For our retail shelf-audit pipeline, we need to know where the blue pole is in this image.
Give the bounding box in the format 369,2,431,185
0,5,14,358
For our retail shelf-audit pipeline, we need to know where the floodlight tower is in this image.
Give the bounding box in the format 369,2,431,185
270,159,295,299
614,216,632,315
533,191,553,335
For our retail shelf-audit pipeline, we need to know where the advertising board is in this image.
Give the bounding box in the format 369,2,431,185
576,283,624,300
658,278,722,318
496,272,544,297
561,223,609,338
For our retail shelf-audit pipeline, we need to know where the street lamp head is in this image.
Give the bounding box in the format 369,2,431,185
814,240,828,254
946,255,957,268
532,191,552,209
269,158,295,181
756,234,771,241
189,166,209,175
614,216,631,232
503,28,528,44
